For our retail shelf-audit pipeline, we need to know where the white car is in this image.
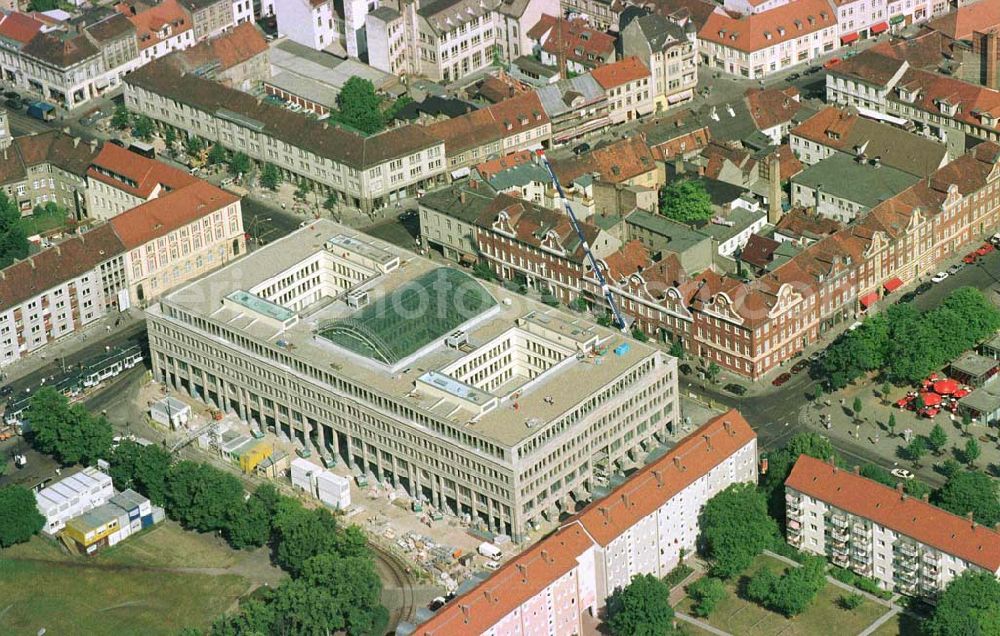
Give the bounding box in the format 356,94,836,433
891,468,915,480
931,272,949,283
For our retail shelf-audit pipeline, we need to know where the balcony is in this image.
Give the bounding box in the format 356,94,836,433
895,542,918,558
832,553,849,567
852,525,868,538
895,567,917,582
896,556,919,572
830,514,849,529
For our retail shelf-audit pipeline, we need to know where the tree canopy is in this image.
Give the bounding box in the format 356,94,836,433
335,77,386,135
746,557,827,617
606,574,675,636
27,387,113,466
933,470,1000,527
927,571,1000,636
260,163,281,190
701,483,779,578
0,485,45,546
109,440,172,506
0,192,28,269
658,179,713,224
759,432,838,527
687,577,726,618
165,461,245,534
820,288,1000,388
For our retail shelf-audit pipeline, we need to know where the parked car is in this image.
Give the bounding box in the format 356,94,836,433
791,360,810,374
79,110,105,126
931,271,949,283
678,363,693,375
964,252,980,264
0,385,11,397
786,72,800,81
772,372,792,387
947,263,963,275
724,383,748,395
4,97,21,110
977,242,995,255
2,91,17,100
915,282,932,294
823,58,842,69
573,142,591,156
891,468,914,480
897,291,917,304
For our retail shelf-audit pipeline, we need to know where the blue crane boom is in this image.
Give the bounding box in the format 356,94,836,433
536,150,629,333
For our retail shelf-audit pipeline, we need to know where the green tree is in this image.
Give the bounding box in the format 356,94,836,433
294,180,312,202
27,0,58,9
759,432,839,528
938,458,962,478
927,571,1000,636
669,341,685,359
933,470,1000,526
852,396,863,419
260,163,281,190
906,436,927,465
207,144,228,165
165,461,245,533
323,193,338,211
0,192,28,268
904,478,932,500
292,552,388,635
881,381,892,403
606,574,675,636
761,557,827,617
658,179,712,223
745,568,779,604
164,127,177,146
706,361,721,383
839,593,864,611
228,151,251,176
132,115,154,141
687,577,726,618
335,76,386,135
631,327,649,342
273,501,341,576
185,135,205,156
211,595,276,636
860,463,895,487
472,259,495,281
887,412,897,437
928,424,948,455
962,412,973,437
26,387,113,466
0,485,45,546
108,441,172,506
226,483,280,550
111,104,132,130
701,483,778,578
964,437,981,467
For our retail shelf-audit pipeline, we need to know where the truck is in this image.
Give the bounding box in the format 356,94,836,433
478,542,503,560
26,101,56,121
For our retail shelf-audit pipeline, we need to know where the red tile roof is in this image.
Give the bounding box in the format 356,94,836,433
552,136,656,185
577,409,756,546
745,86,802,131
416,409,756,635
88,143,197,199
173,22,268,73
786,455,1000,572
590,56,651,90
415,523,595,636
699,0,835,53
474,149,534,180
0,11,43,45
117,0,192,50
927,1,1000,41
740,233,780,268
602,240,652,280
110,180,239,249
0,224,126,311
529,15,616,66
426,91,548,155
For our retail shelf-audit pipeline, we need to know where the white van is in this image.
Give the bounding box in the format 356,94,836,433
484,560,501,571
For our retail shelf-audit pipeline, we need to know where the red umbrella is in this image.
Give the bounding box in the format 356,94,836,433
919,391,942,406
934,379,959,395
954,388,970,399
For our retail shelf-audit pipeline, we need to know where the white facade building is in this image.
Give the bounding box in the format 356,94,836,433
786,455,1000,595
35,467,115,535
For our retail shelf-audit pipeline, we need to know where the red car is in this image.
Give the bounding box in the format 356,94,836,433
772,372,792,387
964,252,980,264
824,58,842,69
980,242,995,254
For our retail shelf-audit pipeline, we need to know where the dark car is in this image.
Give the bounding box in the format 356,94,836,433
791,360,810,374
724,383,748,395
786,72,801,81
2,91,17,100
79,110,105,127
679,363,693,376
573,142,591,156
915,282,932,294
772,372,792,387
897,291,917,304
0,385,11,397
4,97,21,110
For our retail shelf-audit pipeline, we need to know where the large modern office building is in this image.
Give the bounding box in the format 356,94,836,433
146,220,678,539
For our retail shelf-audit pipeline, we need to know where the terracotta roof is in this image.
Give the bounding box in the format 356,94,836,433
477,193,599,262
894,65,1000,131
590,56,651,89
699,0,835,53
427,91,548,156
552,136,656,185
927,1,1000,40
702,141,755,181
82,13,136,42
786,455,1000,573
529,15,616,66
771,144,803,180
577,409,755,546
474,149,534,181
109,180,238,248
415,523,595,636
745,86,802,131
0,11,43,45
116,0,192,50
602,240,652,280
173,22,267,72
740,233,779,268
0,224,126,311
828,49,908,86
774,207,842,240
88,143,197,199
22,29,100,67
0,131,101,187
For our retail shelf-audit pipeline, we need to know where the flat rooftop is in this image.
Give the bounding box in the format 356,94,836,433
157,220,658,448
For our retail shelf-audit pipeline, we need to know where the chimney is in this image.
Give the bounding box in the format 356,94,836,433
986,30,1000,90
853,465,860,474
967,511,975,521
73,137,80,148
673,456,685,471
922,493,930,502
516,563,528,580
541,549,552,563
896,482,904,493
599,506,610,524
460,604,471,622
674,154,684,176
484,589,497,604
768,153,782,224
652,469,663,487
703,434,712,451
62,126,70,135
459,190,467,203
90,139,98,151
621,492,630,508
28,257,34,269
723,420,733,436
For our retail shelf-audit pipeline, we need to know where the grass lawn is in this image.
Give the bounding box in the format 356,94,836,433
0,522,259,635
675,556,891,636
869,612,924,636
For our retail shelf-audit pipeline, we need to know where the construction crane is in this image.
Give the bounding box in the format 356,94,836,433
537,150,629,333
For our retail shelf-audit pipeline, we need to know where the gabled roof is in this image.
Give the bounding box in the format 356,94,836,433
740,233,780,268
171,22,268,73
0,131,101,187
626,12,688,51
88,143,197,199
0,11,44,45
22,29,100,67
476,193,600,262
774,207,842,241
786,455,1000,573
426,91,547,155
0,225,126,311
116,0,192,51
109,180,239,248
745,86,802,131
828,49,908,87
551,136,656,185
927,0,1000,41
590,56,651,90
699,0,834,53
602,240,652,280
529,15,616,67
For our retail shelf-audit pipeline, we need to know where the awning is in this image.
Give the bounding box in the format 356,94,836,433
859,291,879,309
889,14,905,25
450,166,471,179
871,21,889,34
933,379,958,395
918,391,942,407
883,277,903,293
459,253,477,265
841,32,860,45
668,89,693,104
